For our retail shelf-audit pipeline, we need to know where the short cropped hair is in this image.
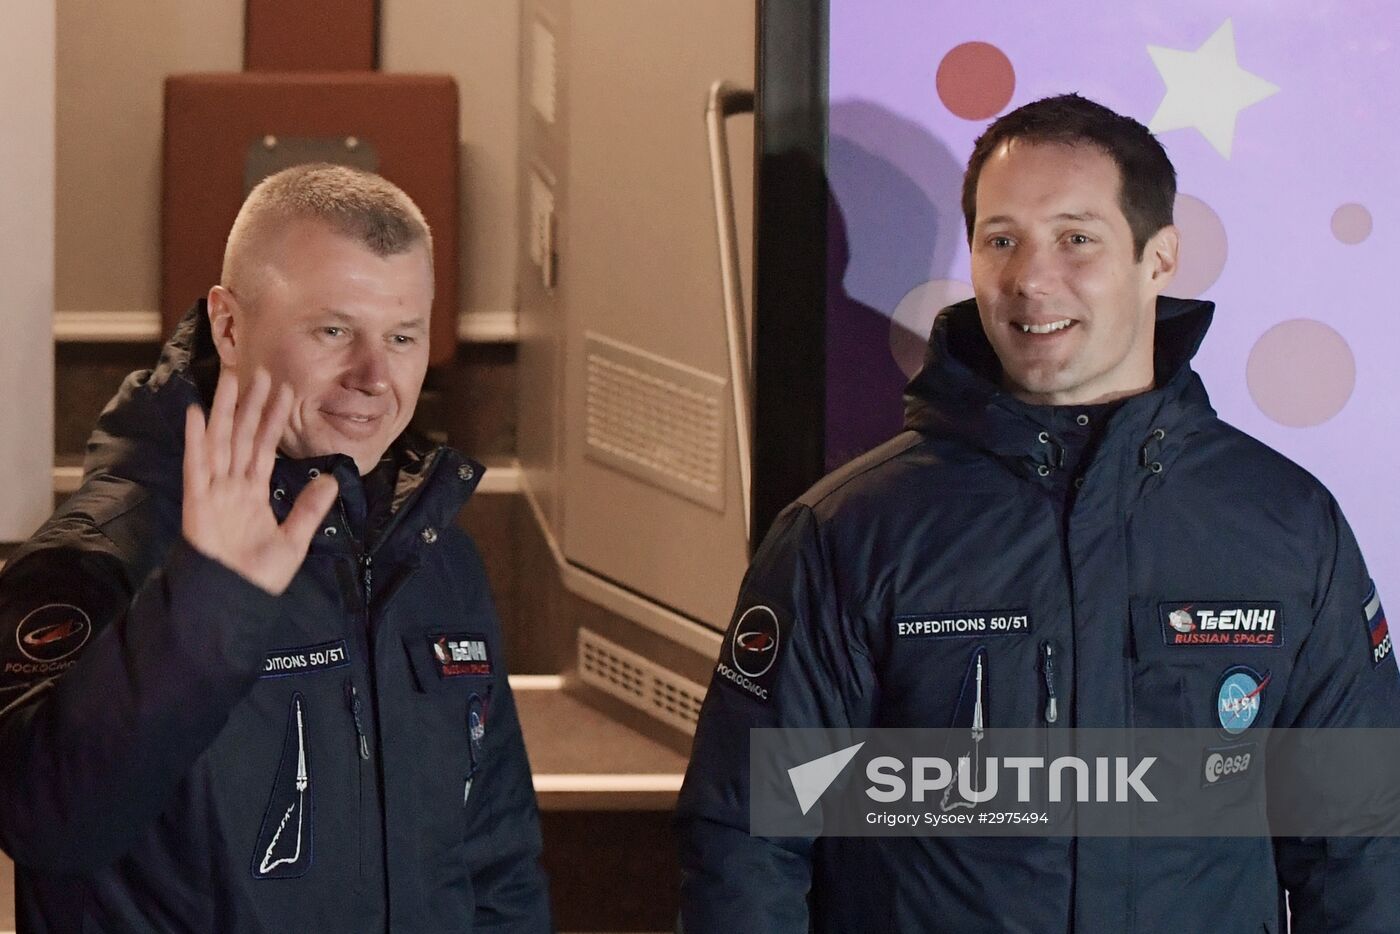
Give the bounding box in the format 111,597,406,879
221,163,433,298
961,94,1176,259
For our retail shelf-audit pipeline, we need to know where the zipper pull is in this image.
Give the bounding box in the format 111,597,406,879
344,679,371,760
361,554,373,608
1041,642,1059,724
971,652,985,736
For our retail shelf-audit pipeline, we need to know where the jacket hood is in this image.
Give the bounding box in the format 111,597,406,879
902,295,1217,457
81,302,476,536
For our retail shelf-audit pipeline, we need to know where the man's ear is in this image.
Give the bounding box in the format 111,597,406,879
1145,224,1180,294
207,285,241,369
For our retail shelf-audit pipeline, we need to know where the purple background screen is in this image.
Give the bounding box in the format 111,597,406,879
824,1,1397,614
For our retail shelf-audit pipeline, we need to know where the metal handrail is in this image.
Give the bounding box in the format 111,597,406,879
705,79,756,545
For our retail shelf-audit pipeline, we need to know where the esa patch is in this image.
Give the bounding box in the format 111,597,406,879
429,633,493,679
1201,742,1257,788
895,610,1032,639
1365,583,1391,668
1160,601,1282,647
715,604,786,702
6,603,92,679
260,640,350,679
1216,666,1270,736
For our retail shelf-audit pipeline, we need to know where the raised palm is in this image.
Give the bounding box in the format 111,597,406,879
182,369,340,595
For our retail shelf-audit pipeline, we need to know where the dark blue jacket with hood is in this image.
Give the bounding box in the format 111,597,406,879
0,305,551,932
676,297,1400,933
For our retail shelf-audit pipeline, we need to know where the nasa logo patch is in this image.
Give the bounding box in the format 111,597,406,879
1216,666,1270,736
714,604,786,703
467,692,488,765
1364,583,1391,668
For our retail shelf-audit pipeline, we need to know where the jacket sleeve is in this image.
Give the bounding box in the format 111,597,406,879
455,532,552,932
1272,496,1400,934
0,532,283,874
676,503,877,933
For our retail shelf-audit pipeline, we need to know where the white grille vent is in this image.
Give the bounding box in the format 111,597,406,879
578,627,707,735
583,333,727,511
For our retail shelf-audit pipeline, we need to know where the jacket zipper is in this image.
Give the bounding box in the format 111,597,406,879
344,678,371,761
1040,641,1059,724
971,653,985,735
361,553,373,613
348,546,375,886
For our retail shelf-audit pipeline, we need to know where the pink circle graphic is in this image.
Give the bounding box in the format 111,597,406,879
1246,319,1356,428
936,42,1015,121
1172,193,1228,298
890,279,976,378
1331,203,1372,245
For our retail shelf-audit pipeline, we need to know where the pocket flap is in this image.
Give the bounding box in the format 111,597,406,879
402,631,495,693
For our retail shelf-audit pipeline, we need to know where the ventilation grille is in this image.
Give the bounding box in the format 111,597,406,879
583,333,727,511
578,627,707,735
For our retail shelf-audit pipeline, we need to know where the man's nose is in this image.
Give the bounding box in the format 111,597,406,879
345,340,391,395
1008,244,1053,297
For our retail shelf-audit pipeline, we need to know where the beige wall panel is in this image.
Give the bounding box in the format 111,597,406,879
1,1,56,540
515,0,567,534
382,0,521,318
55,0,243,313
559,0,755,629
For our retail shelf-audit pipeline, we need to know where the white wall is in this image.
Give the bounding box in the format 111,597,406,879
0,0,56,540
381,0,520,322
55,0,243,314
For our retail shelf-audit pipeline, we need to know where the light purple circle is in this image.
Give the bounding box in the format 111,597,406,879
1331,203,1373,245
1172,193,1228,298
890,279,976,378
1246,319,1356,428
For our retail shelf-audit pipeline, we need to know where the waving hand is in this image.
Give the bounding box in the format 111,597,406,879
182,369,340,595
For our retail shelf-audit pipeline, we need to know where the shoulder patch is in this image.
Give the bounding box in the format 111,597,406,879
715,604,787,702
4,604,92,679
1365,583,1391,668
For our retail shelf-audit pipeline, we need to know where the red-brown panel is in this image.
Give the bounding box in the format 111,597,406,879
244,0,378,72
162,73,459,365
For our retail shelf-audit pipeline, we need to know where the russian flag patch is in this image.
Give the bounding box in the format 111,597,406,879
1365,583,1391,668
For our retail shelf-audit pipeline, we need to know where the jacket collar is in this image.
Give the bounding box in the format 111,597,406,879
902,296,1218,482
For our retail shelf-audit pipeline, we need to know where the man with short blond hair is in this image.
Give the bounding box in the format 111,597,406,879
0,164,551,932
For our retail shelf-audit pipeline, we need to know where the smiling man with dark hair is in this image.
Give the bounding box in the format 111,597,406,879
0,164,551,933
677,94,1400,933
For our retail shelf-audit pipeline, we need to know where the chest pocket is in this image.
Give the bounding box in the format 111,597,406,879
402,632,497,803
876,614,1055,730
1130,598,1297,731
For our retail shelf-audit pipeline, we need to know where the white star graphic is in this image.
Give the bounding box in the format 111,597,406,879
1147,19,1279,159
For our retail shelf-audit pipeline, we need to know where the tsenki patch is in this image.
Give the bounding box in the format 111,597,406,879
430,633,493,679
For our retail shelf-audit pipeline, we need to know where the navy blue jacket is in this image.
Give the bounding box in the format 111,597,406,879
677,297,1400,933
0,305,552,932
